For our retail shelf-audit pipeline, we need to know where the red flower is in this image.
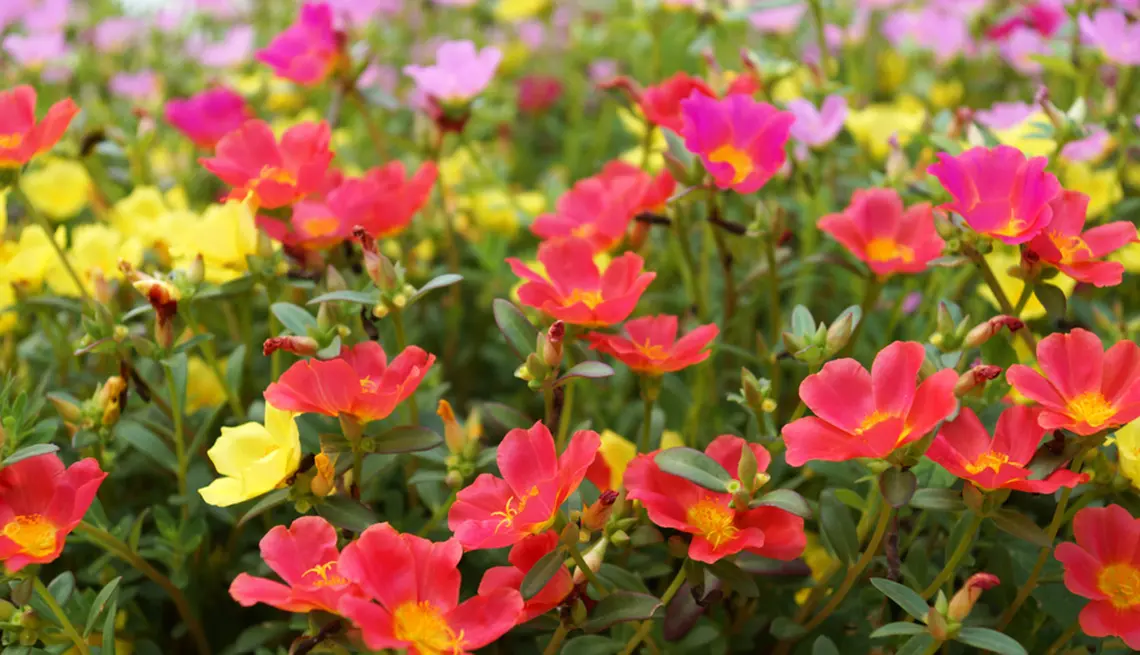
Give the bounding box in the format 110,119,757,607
200,119,334,210
1025,190,1137,288
264,341,435,424
477,531,573,625
781,341,959,466
507,238,655,327
256,2,342,86
624,435,806,563
531,162,674,251
586,314,718,376
327,161,438,238
926,406,1088,493
517,75,563,114
448,422,600,550
927,145,1062,245
337,524,522,654
638,72,717,132
818,188,945,277
0,453,105,572
258,199,356,250
1006,328,1140,436
0,85,78,168
1055,505,1140,649
230,516,364,614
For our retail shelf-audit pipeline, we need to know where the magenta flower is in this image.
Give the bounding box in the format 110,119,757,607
165,87,251,150
787,95,847,149
256,2,342,86
403,40,502,104
1079,10,1140,65
680,93,794,194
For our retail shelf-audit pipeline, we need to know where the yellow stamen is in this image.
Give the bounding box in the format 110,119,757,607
965,451,1010,475
359,376,379,394
1067,391,1116,428
257,166,297,186
637,341,669,360
0,133,24,150
1049,233,1093,265
865,237,915,263
2,514,58,558
994,217,1029,238
564,288,605,309
1098,563,1140,610
302,561,348,587
392,600,466,655
491,486,540,533
685,498,738,549
708,144,754,184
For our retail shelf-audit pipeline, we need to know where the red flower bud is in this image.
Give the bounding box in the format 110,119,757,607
947,572,1000,621
263,336,320,357
965,315,1024,348
954,364,1003,396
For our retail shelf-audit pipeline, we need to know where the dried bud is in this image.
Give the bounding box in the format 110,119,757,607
947,572,1000,621
310,452,336,497
964,315,1024,348
581,490,619,532
571,539,608,585
954,365,1002,397
543,321,565,368
262,336,319,357
98,376,128,427
437,400,466,454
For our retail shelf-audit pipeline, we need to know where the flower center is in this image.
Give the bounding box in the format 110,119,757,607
865,237,915,263
1098,563,1140,610
2,514,58,558
994,217,1029,238
965,450,1010,475
685,498,738,549
564,288,605,309
571,223,598,240
637,341,669,360
1067,391,1116,428
1049,233,1093,265
257,166,297,187
708,144,754,184
359,376,379,394
0,132,24,149
302,561,348,588
300,216,341,238
392,600,465,655
492,485,541,533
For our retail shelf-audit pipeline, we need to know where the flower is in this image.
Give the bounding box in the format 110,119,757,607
259,200,354,251
508,238,655,327
19,158,91,220
264,341,435,425
946,572,1002,621
586,314,718,376
0,85,78,167
186,356,227,412
199,404,301,507
2,224,66,290
1063,161,1123,219
638,72,716,132
1055,505,1140,649
257,2,342,86
624,435,806,563
518,74,563,114
781,341,959,466
200,120,334,210
927,145,1062,245
1079,9,1140,65
448,421,600,550
787,95,847,149
1025,190,1136,287
926,406,1088,493
165,87,251,149
337,524,522,653
1007,329,1140,436
46,225,143,297
844,96,925,161
477,531,573,624
404,40,502,105
169,201,260,283
326,162,438,238
818,188,945,277
111,186,191,253
1116,420,1140,491
584,430,638,491
0,453,106,572
230,516,363,613
680,93,793,194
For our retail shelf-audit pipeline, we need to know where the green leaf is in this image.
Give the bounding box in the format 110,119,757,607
769,617,807,640
955,627,1028,655
870,622,926,638
870,578,930,621
369,426,443,454
316,335,342,360
492,298,539,361
750,489,811,518
654,448,732,493
819,489,859,564
1034,283,1067,319
562,635,623,655
315,496,379,533
581,591,662,633
117,421,178,472
909,488,965,512
481,402,533,433
1,443,59,468
102,599,117,655
226,344,246,393
897,633,935,655
706,559,759,597
271,302,317,335
520,547,566,600
409,274,463,304
307,290,378,305
1028,54,1077,78
791,305,815,336
555,361,614,386
879,468,917,508
237,488,291,527
992,509,1052,548
162,352,189,414
84,577,121,638
812,636,841,655
47,572,75,605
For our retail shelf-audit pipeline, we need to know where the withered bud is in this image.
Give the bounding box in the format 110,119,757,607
595,75,644,104
98,376,128,426
954,365,1002,397
580,490,619,532
543,321,565,368
310,452,337,497
947,572,1000,621
964,315,1024,348
437,399,466,454
263,336,319,357
91,270,113,306
48,393,83,424
325,265,347,292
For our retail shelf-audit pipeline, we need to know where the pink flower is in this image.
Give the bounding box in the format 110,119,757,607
987,1,1066,40
883,8,973,63
680,93,794,194
587,314,718,376
477,532,573,624
187,25,255,69
999,27,1051,74
787,95,847,149
403,40,502,104
818,188,945,277
92,17,142,53
749,5,806,34
326,161,438,238
165,87,251,150
1061,126,1111,162
110,71,160,103
257,2,342,86
974,102,1035,130
3,31,68,70
1079,9,1140,65
1025,190,1137,287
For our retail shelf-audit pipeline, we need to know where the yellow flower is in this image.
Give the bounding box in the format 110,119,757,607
199,404,301,507
991,111,1055,158
594,430,637,490
20,159,92,221
186,356,226,413
845,96,925,161
0,188,8,236
928,80,963,110
461,189,545,237
170,200,260,283
978,248,1075,321
1111,242,1140,273
618,108,666,172
47,225,143,297
3,225,66,290
660,430,685,450
795,533,837,605
495,0,548,22
0,277,17,335
877,50,909,94
110,186,190,251
1116,420,1140,491
1062,162,1122,219
770,68,813,104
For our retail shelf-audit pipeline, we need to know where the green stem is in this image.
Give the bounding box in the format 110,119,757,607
167,370,188,519
1045,619,1081,655
763,232,783,408
557,380,575,450
544,623,570,655
640,384,656,453
968,247,1037,352
808,0,831,81
417,490,457,537
1013,283,1034,316
919,639,944,655
75,522,211,655
619,567,687,655
567,541,609,598
544,386,556,430
351,446,364,496
838,276,883,359
13,186,94,307
392,308,419,426
997,485,1074,628
921,512,984,599
34,577,88,655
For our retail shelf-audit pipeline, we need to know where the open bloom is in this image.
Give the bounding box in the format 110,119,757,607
449,421,600,550
624,435,806,563
259,200,355,251
508,238,655,327
680,93,794,194
1055,505,1140,649
257,2,342,86
781,341,959,467
0,85,78,167
338,524,522,654
265,341,435,425
1025,190,1137,287
326,162,438,238
0,453,105,572
927,145,1062,245
584,430,638,491
587,314,718,376
164,87,250,149
230,517,363,614
819,188,944,277
637,72,716,132
1007,329,1140,436
1079,9,1140,65
201,120,334,210
787,95,847,149
199,404,301,507
926,406,1088,493
404,40,502,105
478,531,573,624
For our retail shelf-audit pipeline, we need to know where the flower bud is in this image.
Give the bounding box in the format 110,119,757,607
543,321,565,368
571,539,608,585
262,336,319,357
310,452,336,497
737,443,758,493
97,376,128,427
445,469,464,488
438,400,466,454
560,522,581,548
947,572,1000,621
964,315,1025,348
581,490,619,532
48,393,83,423
954,365,1002,397
92,270,113,306
354,226,399,290
926,607,949,641
825,311,855,356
